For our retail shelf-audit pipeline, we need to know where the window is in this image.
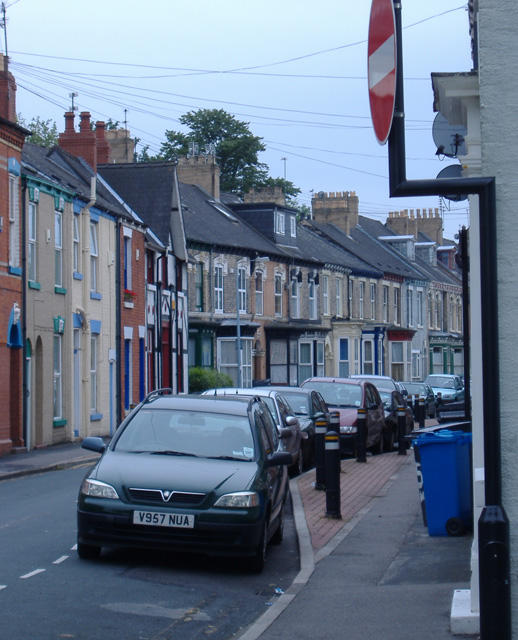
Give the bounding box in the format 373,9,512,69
417,290,423,327
383,285,389,322
28,202,37,282
124,339,132,410
435,292,442,330
407,288,413,327
55,210,63,287
275,273,283,316
291,276,300,318
91,335,98,412
290,216,297,237
299,342,313,383
391,341,404,381
428,292,434,329
338,338,349,377
90,222,98,293
363,340,374,375
73,215,80,273
238,265,246,313
53,334,63,419
322,275,329,315
123,235,132,290
275,211,285,235
335,278,342,317
214,265,224,313
412,350,421,379
255,271,264,315
309,278,317,320
195,262,204,312
9,174,20,269
370,283,376,320
219,337,252,387
394,287,401,325
348,280,353,317
359,281,365,319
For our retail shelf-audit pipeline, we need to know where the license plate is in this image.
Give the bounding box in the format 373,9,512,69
133,510,194,528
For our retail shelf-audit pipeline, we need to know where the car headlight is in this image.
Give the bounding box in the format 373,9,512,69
81,478,119,500
214,492,259,508
340,425,357,434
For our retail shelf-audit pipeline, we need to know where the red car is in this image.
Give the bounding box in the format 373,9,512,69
300,377,386,455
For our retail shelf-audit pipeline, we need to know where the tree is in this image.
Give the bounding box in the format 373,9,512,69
158,109,269,195
17,115,59,148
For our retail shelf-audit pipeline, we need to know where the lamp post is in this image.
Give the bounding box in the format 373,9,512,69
236,262,242,388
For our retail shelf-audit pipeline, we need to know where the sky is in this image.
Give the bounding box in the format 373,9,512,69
3,0,473,240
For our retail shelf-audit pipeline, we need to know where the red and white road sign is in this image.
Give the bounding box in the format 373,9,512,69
368,0,397,145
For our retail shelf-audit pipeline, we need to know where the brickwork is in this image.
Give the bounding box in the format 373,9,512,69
387,208,444,245
311,191,359,235
177,155,220,199
58,111,111,171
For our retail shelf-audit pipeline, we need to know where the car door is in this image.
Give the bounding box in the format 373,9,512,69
365,383,384,447
255,406,287,525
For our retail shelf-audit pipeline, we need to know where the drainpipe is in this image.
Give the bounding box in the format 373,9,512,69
21,178,28,448
80,177,96,439
389,3,509,638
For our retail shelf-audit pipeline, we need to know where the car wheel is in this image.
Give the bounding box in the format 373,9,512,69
77,542,101,560
271,502,285,545
290,447,304,477
249,518,268,573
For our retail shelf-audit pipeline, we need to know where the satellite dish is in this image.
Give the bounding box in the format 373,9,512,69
432,113,467,158
436,164,468,202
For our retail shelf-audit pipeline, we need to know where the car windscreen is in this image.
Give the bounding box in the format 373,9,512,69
304,383,362,408
425,376,455,389
279,392,310,416
114,409,255,460
403,383,424,395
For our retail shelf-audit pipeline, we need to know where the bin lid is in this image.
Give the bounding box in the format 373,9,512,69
413,429,472,447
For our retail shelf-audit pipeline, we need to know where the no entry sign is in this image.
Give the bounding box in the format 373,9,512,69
368,0,397,145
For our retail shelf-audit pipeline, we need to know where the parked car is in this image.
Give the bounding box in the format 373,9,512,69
77,392,292,572
348,374,401,393
377,388,414,450
300,377,386,455
400,381,437,418
436,400,468,423
255,386,331,468
202,387,304,475
424,374,465,404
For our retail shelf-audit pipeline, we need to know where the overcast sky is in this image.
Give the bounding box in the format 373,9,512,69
4,0,473,240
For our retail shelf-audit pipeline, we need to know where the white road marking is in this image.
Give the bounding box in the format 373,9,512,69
53,556,69,565
102,603,211,620
20,569,46,579
0,585,7,591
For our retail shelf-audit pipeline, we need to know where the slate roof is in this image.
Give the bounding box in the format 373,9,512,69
22,143,131,221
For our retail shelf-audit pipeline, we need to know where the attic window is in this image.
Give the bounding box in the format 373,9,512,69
209,201,238,222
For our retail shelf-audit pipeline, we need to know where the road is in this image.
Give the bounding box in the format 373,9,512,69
0,465,299,640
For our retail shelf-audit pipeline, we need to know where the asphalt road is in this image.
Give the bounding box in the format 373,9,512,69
0,465,299,640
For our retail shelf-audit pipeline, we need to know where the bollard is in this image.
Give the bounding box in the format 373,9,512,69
314,417,328,490
356,407,367,463
419,396,425,429
329,410,340,433
325,430,341,519
413,394,419,423
397,404,407,455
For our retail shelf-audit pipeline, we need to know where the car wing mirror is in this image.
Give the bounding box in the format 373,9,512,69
267,451,293,467
81,436,106,454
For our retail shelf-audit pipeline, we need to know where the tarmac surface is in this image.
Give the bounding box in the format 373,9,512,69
0,432,480,640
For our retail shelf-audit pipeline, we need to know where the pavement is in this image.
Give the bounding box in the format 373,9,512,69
0,425,479,640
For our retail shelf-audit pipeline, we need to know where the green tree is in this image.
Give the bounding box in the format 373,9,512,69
158,109,269,195
17,115,59,148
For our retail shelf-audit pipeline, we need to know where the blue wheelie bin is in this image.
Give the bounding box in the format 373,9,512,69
412,430,472,536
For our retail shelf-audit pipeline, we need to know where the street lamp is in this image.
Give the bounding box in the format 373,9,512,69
236,256,269,388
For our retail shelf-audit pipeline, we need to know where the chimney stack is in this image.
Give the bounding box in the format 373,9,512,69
58,111,111,171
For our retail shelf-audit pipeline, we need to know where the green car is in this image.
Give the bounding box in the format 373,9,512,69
77,392,292,572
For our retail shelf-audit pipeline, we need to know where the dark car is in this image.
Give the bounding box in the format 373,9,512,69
77,392,292,572
400,381,437,418
377,388,414,450
202,387,304,475
300,377,386,455
255,386,331,468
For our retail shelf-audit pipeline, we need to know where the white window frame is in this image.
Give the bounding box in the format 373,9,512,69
214,265,224,313
417,290,423,327
309,278,317,320
407,288,414,327
394,287,401,326
238,265,247,313
335,277,342,317
53,334,63,419
338,338,349,377
322,275,329,315
291,276,300,319
383,285,389,323
90,221,98,293
91,335,98,412
275,273,283,317
359,281,365,319
290,215,297,237
9,174,20,268
255,270,264,316
73,214,80,274
275,211,285,235
370,283,376,320
55,210,63,287
28,201,37,282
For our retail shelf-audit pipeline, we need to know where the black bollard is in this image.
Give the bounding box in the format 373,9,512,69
356,407,367,463
413,394,419,423
314,417,328,490
325,430,341,519
419,396,425,429
397,404,407,455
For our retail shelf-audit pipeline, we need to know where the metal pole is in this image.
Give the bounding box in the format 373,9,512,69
236,262,242,388
388,2,510,636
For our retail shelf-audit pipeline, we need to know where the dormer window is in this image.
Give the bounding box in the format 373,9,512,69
290,216,297,238
275,211,285,235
